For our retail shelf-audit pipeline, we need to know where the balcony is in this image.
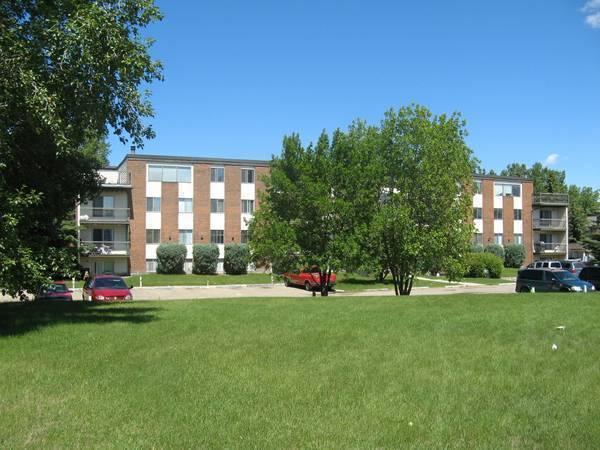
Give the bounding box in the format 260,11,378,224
81,241,130,256
80,207,130,223
533,242,567,254
101,172,131,188
533,218,567,230
533,193,569,206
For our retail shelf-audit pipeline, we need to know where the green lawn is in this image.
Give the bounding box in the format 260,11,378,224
335,273,441,291
2,294,600,448
124,272,275,287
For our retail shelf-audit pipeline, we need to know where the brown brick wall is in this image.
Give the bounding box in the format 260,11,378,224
481,179,494,245
522,181,534,264
225,166,241,243
161,182,179,244
128,160,146,273
193,164,211,243
502,195,514,245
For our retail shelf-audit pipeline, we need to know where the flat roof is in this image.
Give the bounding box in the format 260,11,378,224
115,153,270,168
473,174,532,183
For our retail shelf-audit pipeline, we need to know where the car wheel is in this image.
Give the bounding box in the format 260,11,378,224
519,286,530,293
304,281,311,291
284,278,290,287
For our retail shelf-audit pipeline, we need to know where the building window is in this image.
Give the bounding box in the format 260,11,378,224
494,183,521,197
473,207,482,219
495,233,503,245
242,200,254,214
210,199,224,213
241,230,249,244
473,180,482,195
92,196,114,217
147,197,161,212
473,233,483,245
179,198,193,213
241,168,254,184
179,230,193,245
540,233,553,244
211,230,224,244
494,208,503,220
146,259,157,273
514,234,523,245
147,165,192,183
514,209,522,220
146,229,161,244
211,167,224,182
92,228,113,243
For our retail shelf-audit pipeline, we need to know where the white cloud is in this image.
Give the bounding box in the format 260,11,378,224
582,1,600,28
545,153,559,166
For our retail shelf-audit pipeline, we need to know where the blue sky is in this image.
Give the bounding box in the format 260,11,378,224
108,1,600,188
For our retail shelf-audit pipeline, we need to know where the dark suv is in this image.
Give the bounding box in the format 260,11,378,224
516,269,595,293
579,266,600,290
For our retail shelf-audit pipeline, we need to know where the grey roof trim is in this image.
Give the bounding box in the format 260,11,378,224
116,153,270,168
473,174,532,183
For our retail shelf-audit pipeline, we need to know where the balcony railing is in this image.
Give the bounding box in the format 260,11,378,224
81,241,130,256
533,242,567,254
101,172,131,186
80,207,130,222
533,218,567,229
533,193,569,206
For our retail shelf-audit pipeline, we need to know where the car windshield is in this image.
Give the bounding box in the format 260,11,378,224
94,278,128,289
46,283,68,292
554,271,578,281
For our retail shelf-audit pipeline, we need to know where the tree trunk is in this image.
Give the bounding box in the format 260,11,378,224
399,273,413,296
320,268,329,297
391,266,399,296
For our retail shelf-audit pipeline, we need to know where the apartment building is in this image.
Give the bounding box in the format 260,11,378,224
472,175,534,264
78,154,269,275
532,193,569,260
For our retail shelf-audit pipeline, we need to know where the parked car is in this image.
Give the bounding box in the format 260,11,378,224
283,267,337,291
560,260,585,276
35,282,73,301
579,266,600,290
516,269,595,293
82,275,133,301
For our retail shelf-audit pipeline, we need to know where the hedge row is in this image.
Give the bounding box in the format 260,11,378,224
156,243,251,275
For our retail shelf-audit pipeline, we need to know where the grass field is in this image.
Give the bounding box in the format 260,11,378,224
2,293,600,448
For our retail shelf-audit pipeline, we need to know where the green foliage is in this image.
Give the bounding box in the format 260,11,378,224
464,253,504,278
224,244,250,275
156,244,187,275
484,243,505,260
583,216,600,260
0,0,162,296
192,244,219,275
569,185,599,242
501,162,567,194
504,244,525,268
471,244,484,253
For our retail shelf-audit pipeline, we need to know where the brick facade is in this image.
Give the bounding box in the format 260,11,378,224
193,164,210,243
224,166,241,243
128,160,147,274
481,179,494,245
161,182,179,243
502,195,514,244
522,182,534,264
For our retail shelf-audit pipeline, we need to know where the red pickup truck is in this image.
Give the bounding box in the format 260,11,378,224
283,267,336,291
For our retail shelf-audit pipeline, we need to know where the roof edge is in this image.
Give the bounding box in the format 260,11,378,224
116,153,271,168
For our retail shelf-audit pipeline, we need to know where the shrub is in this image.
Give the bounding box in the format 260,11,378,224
464,252,503,279
156,243,187,274
504,244,525,268
470,244,484,253
224,244,250,275
193,244,219,274
484,243,505,260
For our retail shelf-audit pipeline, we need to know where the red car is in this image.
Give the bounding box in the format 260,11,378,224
283,267,337,291
35,282,73,301
82,275,133,301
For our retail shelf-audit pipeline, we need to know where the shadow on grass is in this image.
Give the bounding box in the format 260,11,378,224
338,277,393,287
0,301,162,337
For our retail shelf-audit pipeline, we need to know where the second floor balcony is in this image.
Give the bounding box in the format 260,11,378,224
533,193,569,206
533,242,567,254
533,218,567,230
80,241,130,256
80,207,130,223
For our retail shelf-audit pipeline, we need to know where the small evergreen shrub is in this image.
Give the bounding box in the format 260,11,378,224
464,252,503,279
504,244,526,268
156,243,187,274
484,243,505,260
470,244,484,253
193,244,219,274
224,244,250,275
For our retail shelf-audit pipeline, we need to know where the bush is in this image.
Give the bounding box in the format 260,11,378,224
504,244,525,268
464,252,503,279
156,243,187,274
484,243,505,260
470,244,484,253
192,244,219,274
224,244,250,275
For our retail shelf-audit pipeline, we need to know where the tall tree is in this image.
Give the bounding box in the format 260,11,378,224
0,0,162,297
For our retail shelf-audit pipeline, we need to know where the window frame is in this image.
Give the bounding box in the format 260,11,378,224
178,198,193,213
179,229,193,245
514,209,522,220
241,168,255,184
211,167,225,183
210,230,224,244
241,199,254,214
494,233,503,245
494,208,503,220
146,229,161,244
210,199,224,213
146,197,161,212
473,207,482,220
